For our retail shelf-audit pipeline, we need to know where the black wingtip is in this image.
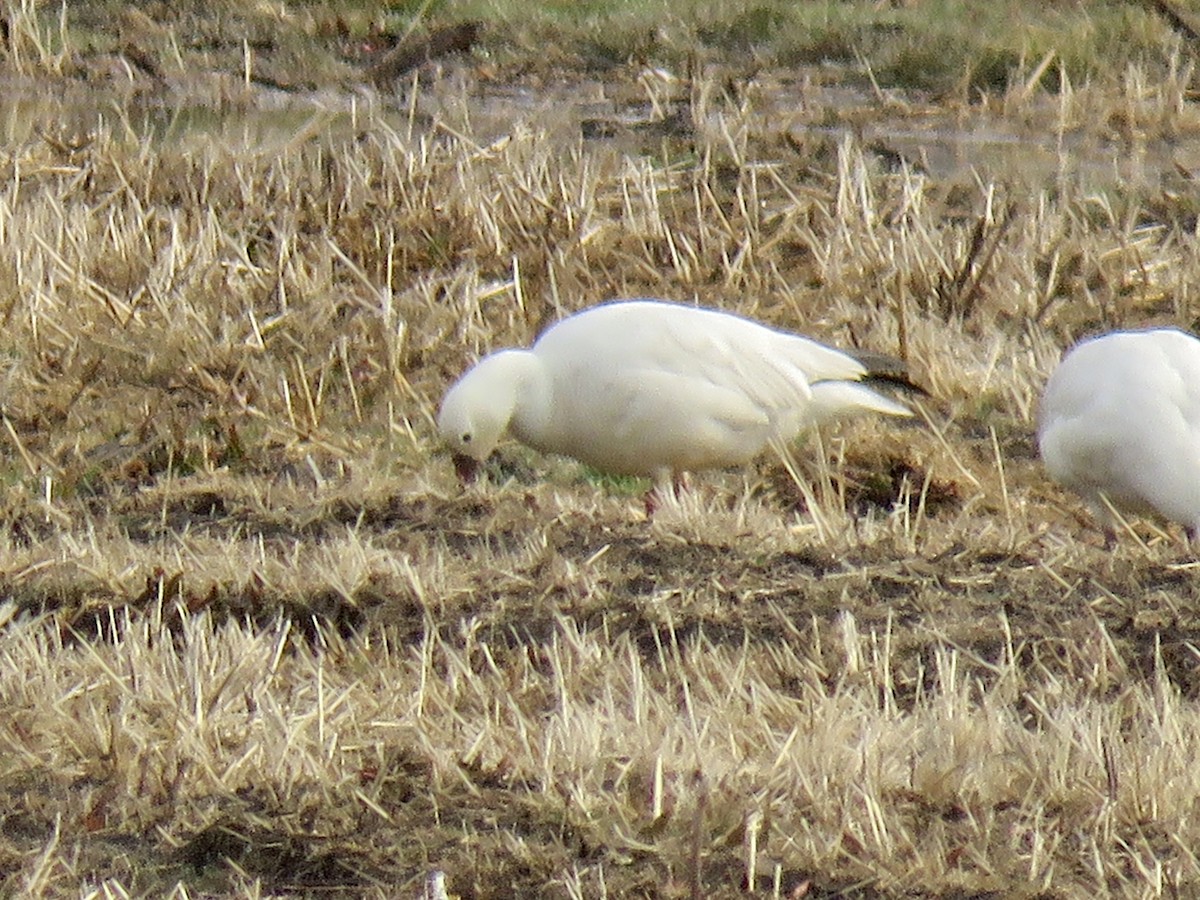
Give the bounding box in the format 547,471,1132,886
846,349,930,397
861,370,930,397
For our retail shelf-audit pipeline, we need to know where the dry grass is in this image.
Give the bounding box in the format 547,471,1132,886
4,23,1200,897
4,0,1190,100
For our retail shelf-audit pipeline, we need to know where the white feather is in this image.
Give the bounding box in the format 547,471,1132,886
1038,328,1200,535
437,299,913,480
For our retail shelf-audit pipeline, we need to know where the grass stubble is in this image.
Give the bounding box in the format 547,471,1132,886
4,3,1200,898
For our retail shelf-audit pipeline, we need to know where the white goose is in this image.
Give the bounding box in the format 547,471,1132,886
437,299,915,495
1038,327,1200,541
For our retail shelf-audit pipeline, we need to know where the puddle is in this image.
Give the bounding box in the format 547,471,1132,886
0,66,1196,194
794,114,1200,194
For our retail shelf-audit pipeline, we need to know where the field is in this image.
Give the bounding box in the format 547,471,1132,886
6,1,1200,897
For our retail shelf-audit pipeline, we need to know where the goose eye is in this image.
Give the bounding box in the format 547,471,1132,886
461,432,472,444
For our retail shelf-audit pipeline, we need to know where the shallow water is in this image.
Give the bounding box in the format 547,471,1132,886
3,66,1196,194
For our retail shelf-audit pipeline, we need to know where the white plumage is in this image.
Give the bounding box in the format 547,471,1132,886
1038,328,1200,539
437,299,913,485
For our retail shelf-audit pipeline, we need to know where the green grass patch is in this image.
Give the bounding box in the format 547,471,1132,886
580,468,648,496
6,0,1187,96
